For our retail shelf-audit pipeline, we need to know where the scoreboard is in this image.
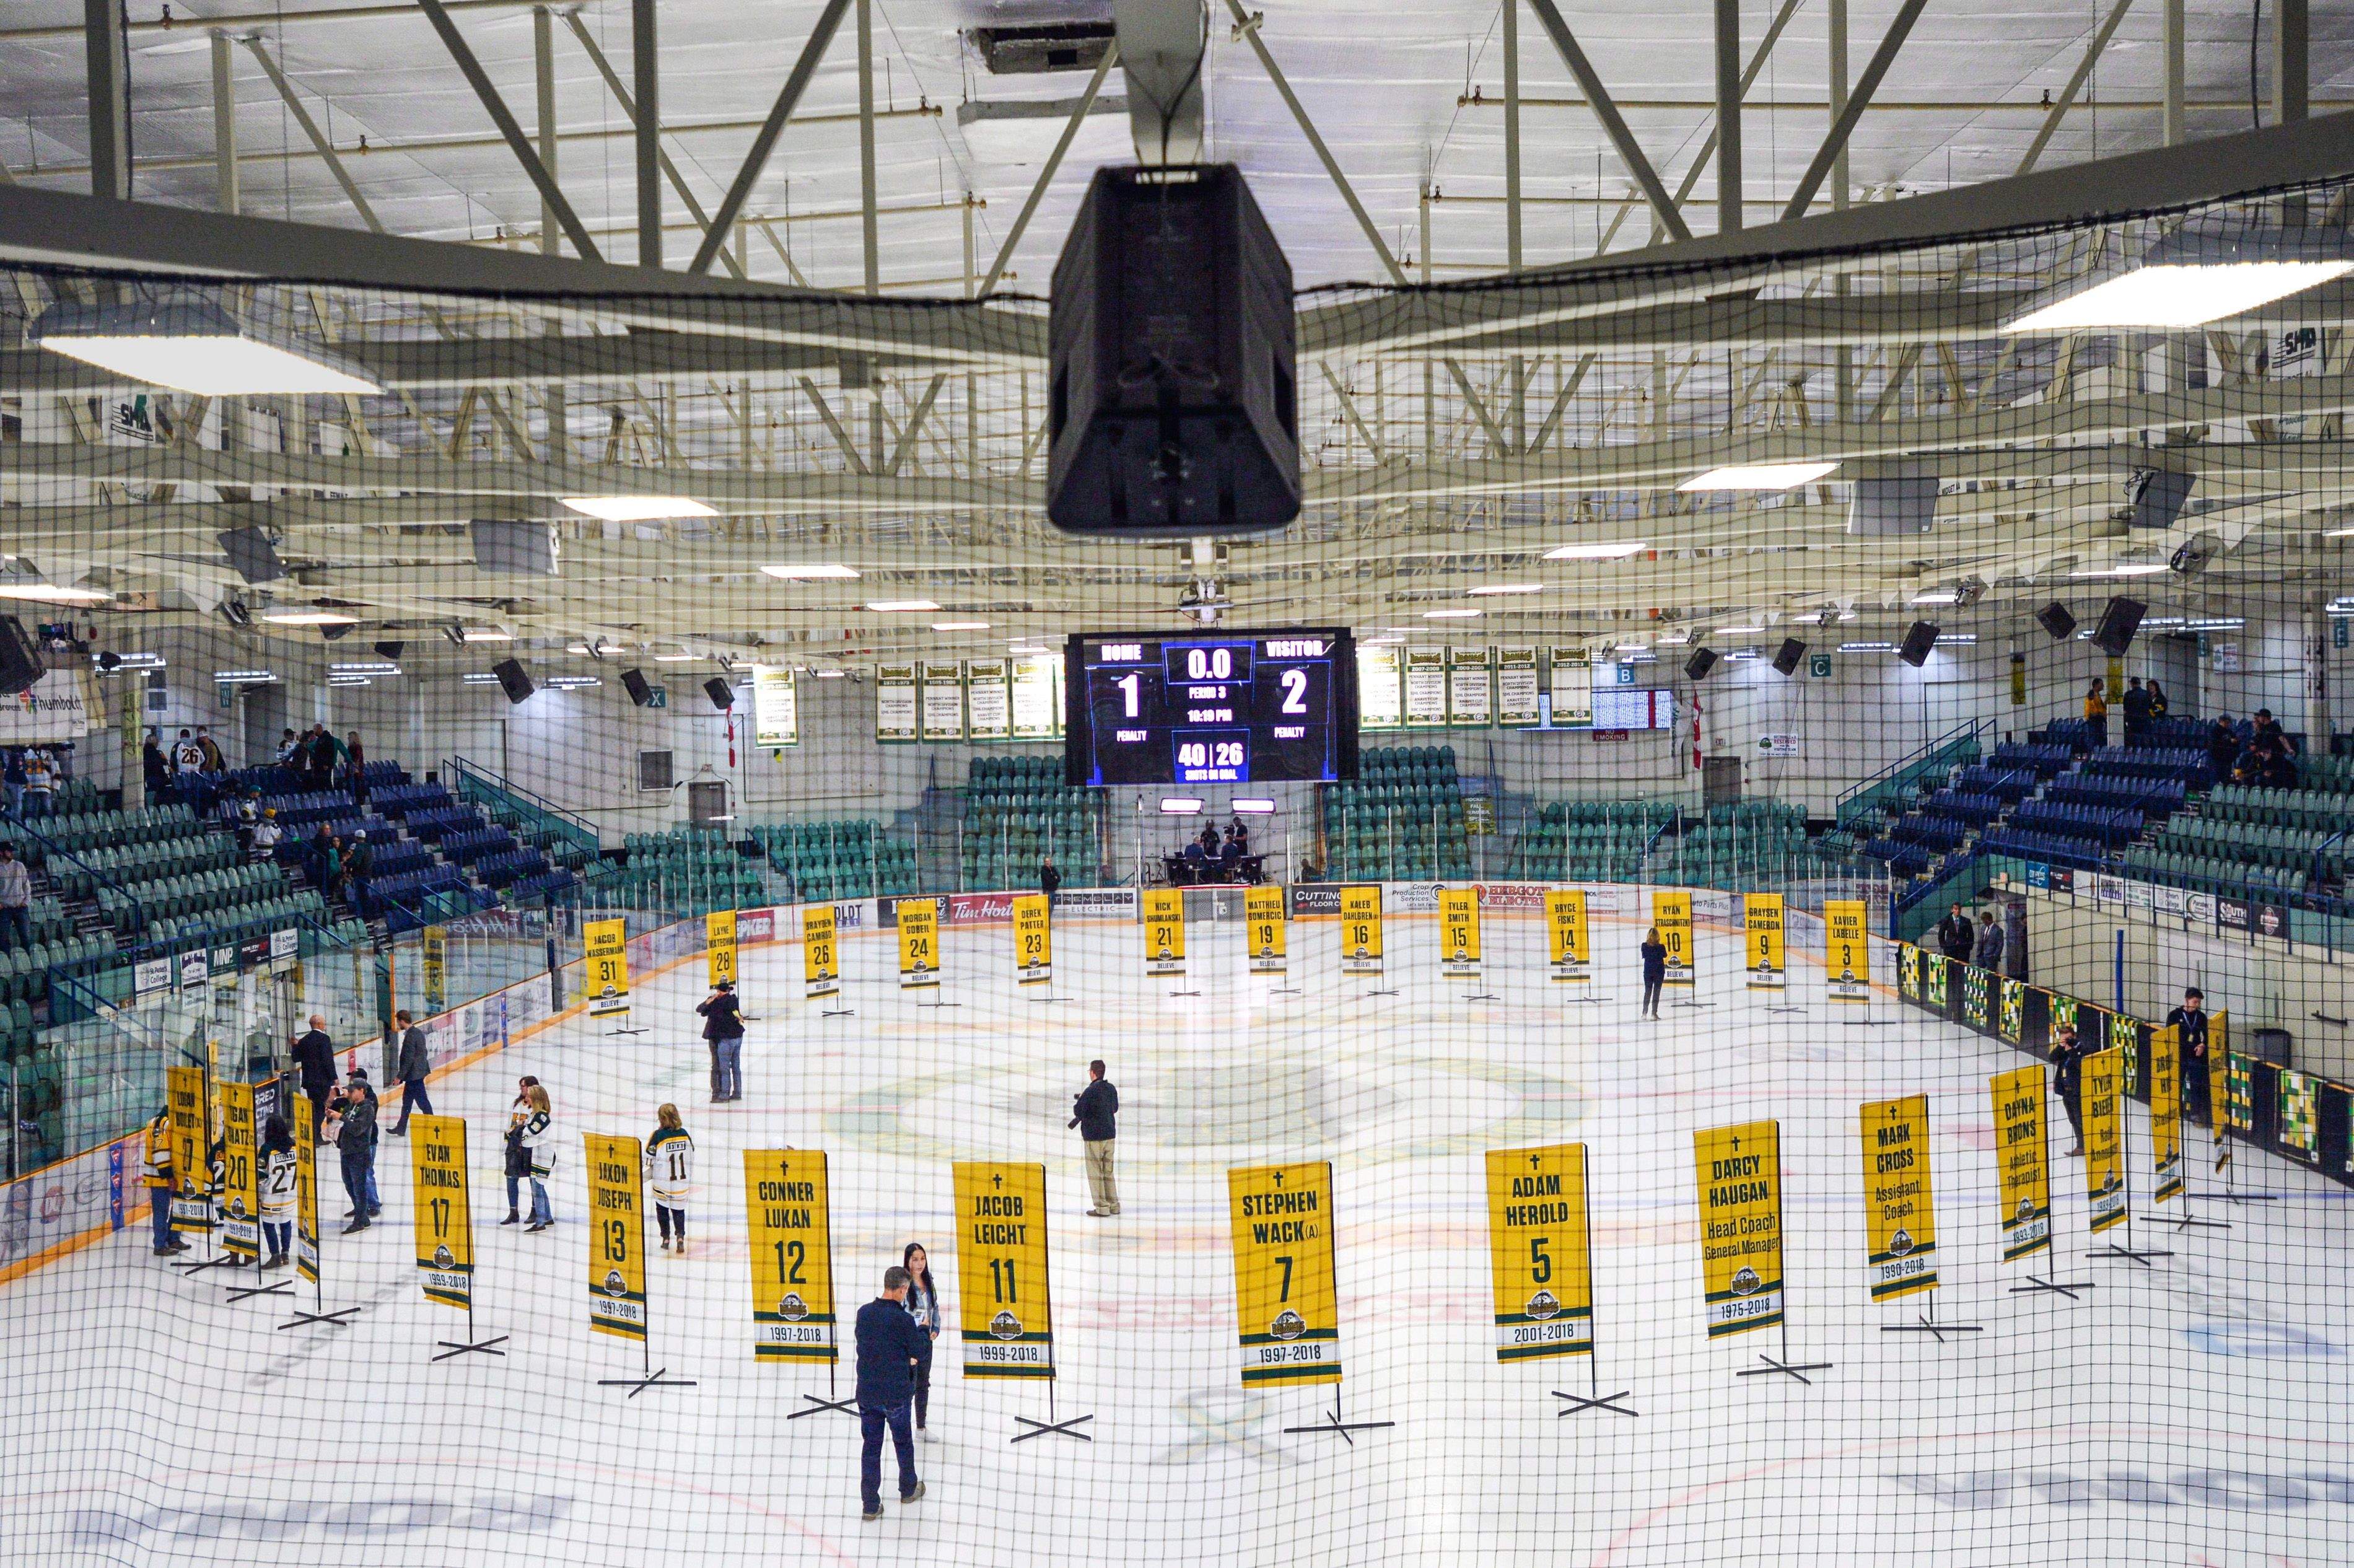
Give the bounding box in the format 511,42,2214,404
1065,629,1358,787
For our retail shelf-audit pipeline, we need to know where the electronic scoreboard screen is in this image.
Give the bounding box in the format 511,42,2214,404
1064,629,1358,787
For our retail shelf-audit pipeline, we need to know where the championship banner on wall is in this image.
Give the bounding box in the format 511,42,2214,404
1825,901,1870,1002
746,1149,835,1362
410,1115,475,1310
802,905,839,1000
1484,1144,1593,1361
1692,1121,1785,1338
1246,883,1287,974
2150,1025,2184,1202
1439,889,1482,979
1743,894,1785,991
952,1161,1054,1378
2082,1049,2127,1233
1339,886,1384,976
585,1133,649,1339
167,1064,210,1235
898,899,940,989
1858,1094,1936,1301
1655,891,1694,988
422,924,447,1012
1546,889,1590,982
1013,893,1052,986
1990,1065,2052,1261
218,1080,260,1259
292,1090,321,1284
584,918,631,1018
1142,888,1187,979
1227,1161,1343,1386
706,909,738,989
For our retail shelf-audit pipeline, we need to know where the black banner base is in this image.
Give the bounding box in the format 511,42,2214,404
225,1276,294,1303
1282,1408,1395,1446
1553,1388,1638,1416
787,1391,860,1421
1360,989,1398,999
1880,1316,1984,1341
171,1250,241,1277
2009,1272,2094,1300
600,1367,698,1399
278,1304,362,1331
1010,1411,1094,1444
1736,1354,1833,1385
1460,991,1500,1003
432,1334,511,1362
820,1007,857,1018
2093,1240,2172,1268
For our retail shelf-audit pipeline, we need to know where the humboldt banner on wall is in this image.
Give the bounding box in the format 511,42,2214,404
1356,644,1404,730
751,664,799,748
875,663,918,742
1484,1143,1593,1360
953,1161,1055,1379
1858,1094,1936,1301
965,659,1011,742
746,1149,835,1362
1227,1161,1343,1386
1825,901,1870,1002
1495,646,1540,727
1546,889,1590,981
1402,649,1448,728
919,662,966,742
1693,1121,1785,1338
1446,646,1493,727
1547,647,1593,729
1990,1064,2052,1261
1743,893,1785,991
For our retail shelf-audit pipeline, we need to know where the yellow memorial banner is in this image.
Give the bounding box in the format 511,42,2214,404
952,1160,1055,1378
1439,889,1482,979
1142,888,1187,979
1825,900,1871,1003
2083,1048,2127,1233
745,1149,836,1362
409,1115,475,1310
706,909,738,989
218,1080,260,1258
167,1064,210,1235
1692,1120,1785,1338
292,1090,321,1283
2150,1023,2184,1202
1013,892,1052,985
1245,883,1287,975
1858,1094,1936,1301
422,924,447,1011
802,904,839,1000
1546,889,1590,982
898,898,940,989
584,918,631,1018
1743,894,1785,991
1655,891,1694,988
1339,885,1384,977
1990,1064,2052,1261
1227,1161,1343,1386
2209,1008,2231,1150
1484,1144,1594,1360
585,1133,649,1339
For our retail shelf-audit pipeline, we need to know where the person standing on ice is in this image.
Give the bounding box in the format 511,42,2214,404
644,1104,694,1255
1639,927,1668,1018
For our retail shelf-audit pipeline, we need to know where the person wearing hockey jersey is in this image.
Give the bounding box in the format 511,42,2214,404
258,1113,296,1269
645,1104,694,1254
520,1082,557,1232
144,1105,186,1257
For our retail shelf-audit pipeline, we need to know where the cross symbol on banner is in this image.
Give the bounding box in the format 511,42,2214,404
992,1173,1003,1189
1272,1171,1284,1187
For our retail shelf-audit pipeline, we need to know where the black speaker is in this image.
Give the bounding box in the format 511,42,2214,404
1683,647,1718,681
0,616,46,696
1047,164,1298,537
2093,597,2146,657
1771,637,1807,676
1898,621,1940,667
2036,603,2076,641
372,641,405,662
703,677,735,711
491,658,535,704
621,668,654,707
320,623,352,642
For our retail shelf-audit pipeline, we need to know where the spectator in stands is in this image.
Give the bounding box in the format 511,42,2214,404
2,748,24,821
1039,857,1062,898
2251,709,2283,748
2145,679,2169,722
2082,680,2108,750
194,727,225,774
344,830,374,915
344,730,369,807
2050,1023,2089,1157
250,808,281,864
20,748,55,820
2260,742,2299,790
275,727,302,771
0,843,30,948
231,789,261,857
141,732,168,800
1935,902,1976,963
292,1014,338,1136
313,725,347,792
387,1009,432,1136
2120,677,2152,745
2208,716,2241,780
1181,839,1207,880
1972,909,2005,970
172,729,206,809
2167,987,2213,1128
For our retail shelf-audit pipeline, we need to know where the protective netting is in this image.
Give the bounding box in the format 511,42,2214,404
1,167,2352,1567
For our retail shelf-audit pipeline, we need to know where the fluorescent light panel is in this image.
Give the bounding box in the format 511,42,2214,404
932,621,991,631
1542,540,1648,560
1159,797,1204,815
211,669,276,683
759,563,861,580
546,675,600,689
0,584,112,603
1230,798,1276,815
261,608,359,625
2072,563,2170,577
1466,583,1545,596
40,336,378,396
2005,261,2354,332
1678,461,1838,491
329,662,400,675
1840,642,1894,652
561,496,718,522
1424,608,1482,619
460,628,513,642
462,673,502,684
868,600,942,613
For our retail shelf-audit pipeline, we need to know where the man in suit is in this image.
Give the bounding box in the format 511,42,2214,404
291,1014,338,1136
854,1266,929,1521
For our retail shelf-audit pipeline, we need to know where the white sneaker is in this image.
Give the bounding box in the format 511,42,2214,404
921,1427,936,1443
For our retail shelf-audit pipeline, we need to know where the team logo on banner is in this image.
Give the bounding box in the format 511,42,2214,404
1440,889,1482,979
1897,944,1921,1002
802,905,839,1001
167,1065,211,1235
410,1115,475,1310
1227,1162,1343,1386
1484,1144,1593,1360
1692,1121,1784,1338
952,1162,1054,1378
1925,954,1949,1010
1998,978,2028,1044
898,900,940,989
1654,891,1694,988
1012,893,1052,985
1859,1095,1936,1301
2082,1048,2127,1233
1245,884,1288,974
1990,1065,2052,1261
1546,890,1590,982
706,909,738,989
1142,889,1187,979
585,1134,649,1339
584,918,631,1018
1824,901,1870,1002
2149,1025,2184,1202
292,1091,321,1283
746,1149,835,1361
1339,886,1384,977
1743,894,1785,991
218,1080,260,1259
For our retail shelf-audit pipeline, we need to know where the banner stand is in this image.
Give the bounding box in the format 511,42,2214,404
431,1301,510,1362
225,1272,292,1303
278,1298,361,1331
598,1338,698,1399
1280,1383,1394,1445
1552,1362,1638,1417
1878,1290,1982,1341
1733,1320,1834,1385
278,1089,361,1330
785,1361,858,1421
1010,1380,1094,1445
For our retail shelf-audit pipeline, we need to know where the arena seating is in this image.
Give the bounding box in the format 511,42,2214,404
961,755,1098,891
1651,800,1826,887
1502,799,1671,882
1321,745,1472,882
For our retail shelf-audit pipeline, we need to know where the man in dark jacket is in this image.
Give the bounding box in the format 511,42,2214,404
696,981,745,1103
855,1266,929,1520
2050,1024,2089,1158
1935,903,1976,963
1039,858,1062,897
344,830,374,916
2166,987,2213,1128
2120,677,2152,745
1070,1059,1120,1217
2207,716,2241,781
292,1014,338,1135
1972,911,2005,971
335,1070,381,1231
387,1009,432,1136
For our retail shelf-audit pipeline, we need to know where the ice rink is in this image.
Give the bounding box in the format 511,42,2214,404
5,906,2349,1567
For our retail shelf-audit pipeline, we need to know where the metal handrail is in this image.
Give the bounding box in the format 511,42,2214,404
445,754,602,857
9,817,147,934
1834,717,1991,829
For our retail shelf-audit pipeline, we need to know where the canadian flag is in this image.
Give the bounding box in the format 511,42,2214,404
1691,691,1704,771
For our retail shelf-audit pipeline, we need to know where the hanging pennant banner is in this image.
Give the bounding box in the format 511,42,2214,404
1245,883,1288,974
292,1090,321,1284
411,1115,475,1310
802,904,839,1000
952,1160,1055,1379
584,918,631,1018
2082,1048,2127,1234
2150,1023,2184,1202
706,909,738,989
875,662,919,742
1439,888,1482,979
217,1080,260,1259
1824,900,1870,1002
1013,892,1052,985
1692,1120,1785,1338
585,1133,649,1340
1339,885,1385,976
1142,888,1187,979
898,899,940,989
1655,891,1694,988
1858,1094,1936,1301
1743,894,1785,991
746,1149,836,1362
167,1064,211,1235
1484,1143,1594,1361
1990,1064,2052,1261
1227,1160,1343,1386
1546,889,1590,982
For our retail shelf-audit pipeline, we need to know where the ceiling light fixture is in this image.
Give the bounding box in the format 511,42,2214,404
653,653,697,663
31,289,381,395
1840,641,1895,652
1230,798,1277,815
759,563,862,580
462,673,502,685
2072,563,2171,577
1910,590,1961,605
1717,624,1765,634
1158,797,1204,815
2005,261,2354,332
0,582,113,604
329,661,400,675
1678,461,1839,491
326,675,371,688
211,669,278,683
1542,540,1649,560
546,675,600,689
1424,608,1482,619
931,621,992,631
867,600,943,613
261,608,361,626
1466,583,1546,596
814,669,848,679
560,496,719,523
460,628,514,642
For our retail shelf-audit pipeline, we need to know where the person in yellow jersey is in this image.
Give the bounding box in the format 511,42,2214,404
644,1104,694,1255
144,1104,185,1258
